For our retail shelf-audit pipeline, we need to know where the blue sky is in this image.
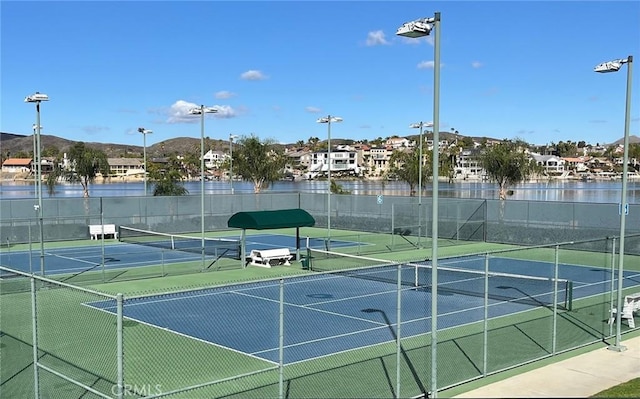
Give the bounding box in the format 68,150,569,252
2,0,639,148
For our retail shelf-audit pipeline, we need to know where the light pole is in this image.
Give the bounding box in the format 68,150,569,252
595,55,633,352
229,134,239,194
317,115,343,249
25,92,49,276
398,12,441,397
137,127,153,195
31,124,42,200
410,121,434,247
189,105,218,268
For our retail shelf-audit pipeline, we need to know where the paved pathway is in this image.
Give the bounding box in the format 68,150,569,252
453,334,640,398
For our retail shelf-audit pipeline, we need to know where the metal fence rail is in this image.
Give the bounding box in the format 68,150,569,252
2,233,638,398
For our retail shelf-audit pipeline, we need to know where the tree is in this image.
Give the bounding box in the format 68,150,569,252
480,139,535,200
232,135,288,193
47,142,110,198
387,147,432,196
148,156,189,196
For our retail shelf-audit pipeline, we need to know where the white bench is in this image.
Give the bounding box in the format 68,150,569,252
248,248,293,267
609,293,640,329
89,224,118,240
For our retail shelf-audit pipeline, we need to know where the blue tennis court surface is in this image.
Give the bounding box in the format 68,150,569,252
86,258,640,365
0,233,355,276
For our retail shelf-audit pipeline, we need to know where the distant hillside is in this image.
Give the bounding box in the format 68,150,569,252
1,132,226,159
611,135,640,146
2,130,636,160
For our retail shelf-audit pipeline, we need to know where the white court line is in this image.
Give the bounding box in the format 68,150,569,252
82,300,278,365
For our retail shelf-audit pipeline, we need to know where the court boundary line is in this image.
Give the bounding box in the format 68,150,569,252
82,300,279,365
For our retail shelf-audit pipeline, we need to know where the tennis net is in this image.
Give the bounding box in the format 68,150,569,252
307,248,572,310
119,226,242,260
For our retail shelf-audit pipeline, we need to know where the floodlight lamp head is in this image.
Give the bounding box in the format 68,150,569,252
410,121,433,129
594,60,624,73
25,92,49,103
188,108,202,115
396,21,433,38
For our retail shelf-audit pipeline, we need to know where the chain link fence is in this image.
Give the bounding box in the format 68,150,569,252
2,232,639,398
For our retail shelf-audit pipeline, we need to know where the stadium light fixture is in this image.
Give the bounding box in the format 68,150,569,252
25,92,49,277
189,105,218,268
137,128,153,195
595,56,633,352
398,12,441,397
317,115,342,249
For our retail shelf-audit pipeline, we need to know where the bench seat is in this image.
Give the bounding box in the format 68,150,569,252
89,224,118,240
248,248,293,267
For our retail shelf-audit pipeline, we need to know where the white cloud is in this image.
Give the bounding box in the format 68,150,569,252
213,105,236,119
305,106,322,113
215,90,236,99
366,30,389,46
417,61,435,69
165,100,237,124
166,100,198,124
471,61,484,68
240,70,268,80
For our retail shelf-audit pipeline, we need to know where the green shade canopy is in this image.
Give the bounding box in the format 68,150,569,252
227,209,315,230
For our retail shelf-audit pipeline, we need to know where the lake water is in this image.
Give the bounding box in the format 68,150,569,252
2,179,640,204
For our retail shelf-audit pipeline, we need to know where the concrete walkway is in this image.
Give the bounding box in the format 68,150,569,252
452,334,640,398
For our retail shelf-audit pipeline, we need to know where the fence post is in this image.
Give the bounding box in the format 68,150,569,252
553,245,559,355
483,253,489,376
31,277,40,399
396,263,402,399
278,279,284,399
116,293,124,399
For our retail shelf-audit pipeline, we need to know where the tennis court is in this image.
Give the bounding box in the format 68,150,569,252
0,232,355,277
84,255,640,366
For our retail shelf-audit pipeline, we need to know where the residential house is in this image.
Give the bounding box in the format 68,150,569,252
453,149,486,180
107,158,144,177
306,149,362,179
2,158,32,174
531,153,566,176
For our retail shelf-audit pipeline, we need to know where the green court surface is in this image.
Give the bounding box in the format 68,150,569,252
2,228,639,398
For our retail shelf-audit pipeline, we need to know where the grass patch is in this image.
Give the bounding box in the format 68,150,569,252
592,377,640,398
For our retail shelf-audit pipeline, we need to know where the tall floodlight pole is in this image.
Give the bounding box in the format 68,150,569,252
410,121,434,247
229,134,239,194
317,115,343,249
137,127,153,195
25,92,49,276
595,56,633,352
31,124,42,200
189,105,218,268
398,12,441,398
